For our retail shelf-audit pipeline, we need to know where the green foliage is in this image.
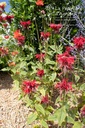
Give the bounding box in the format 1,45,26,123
27,112,38,124
72,121,83,128
0,0,85,128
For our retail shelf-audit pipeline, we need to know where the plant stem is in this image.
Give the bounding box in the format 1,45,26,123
35,19,40,43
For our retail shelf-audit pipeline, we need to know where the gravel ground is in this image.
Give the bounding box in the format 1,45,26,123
0,72,32,128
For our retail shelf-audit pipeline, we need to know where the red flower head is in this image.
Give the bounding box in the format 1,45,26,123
73,36,85,49
0,5,4,10
3,23,8,28
17,35,25,46
41,94,49,104
0,47,9,57
0,2,6,14
57,52,75,70
80,105,85,117
55,78,72,91
50,23,62,32
0,16,4,22
20,20,31,28
14,30,25,46
40,32,51,40
35,53,45,61
36,0,44,6
4,15,14,23
22,80,39,94
14,30,22,39
65,46,74,53
37,69,44,77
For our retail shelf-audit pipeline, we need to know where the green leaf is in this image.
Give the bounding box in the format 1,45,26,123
53,106,67,126
35,104,45,116
74,74,80,82
45,58,55,65
80,83,85,91
13,80,19,87
67,116,74,124
39,88,46,96
1,67,10,71
29,46,35,52
27,112,38,124
24,95,33,107
50,45,56,51
48,114,57,121
50,72,56,81
72,121,83,128
40,120,48,128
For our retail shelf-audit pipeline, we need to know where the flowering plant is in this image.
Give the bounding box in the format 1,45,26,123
0,0,85,128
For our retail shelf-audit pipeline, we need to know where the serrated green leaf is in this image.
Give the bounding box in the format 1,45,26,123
40,120,48,128
35,104,45,116
72,121,83,128
27,112,38,124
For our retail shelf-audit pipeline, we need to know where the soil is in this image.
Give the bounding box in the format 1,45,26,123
0,72,32,128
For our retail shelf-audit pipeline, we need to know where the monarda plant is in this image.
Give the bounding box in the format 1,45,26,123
1,0,85,128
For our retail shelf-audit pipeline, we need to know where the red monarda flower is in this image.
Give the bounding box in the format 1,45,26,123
35,53,45,61
17,35,25,46
37,69,44,77
73,36,85,49
0,4,5,10
14,30,22,39
0,5,4,14
4,15,14,23
20,20,31,28
0,47,8,57
36,0,44,6
0,16,4,22
41,94,49,104
3,23,8,28
65,46,74,53
50,23,62,32
14,30,25,46
40,32,51,40
80,105,85,117
0,2,6,9
0,2,6,14
22,80,39,94
55,79,72,91
57,52,75,70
